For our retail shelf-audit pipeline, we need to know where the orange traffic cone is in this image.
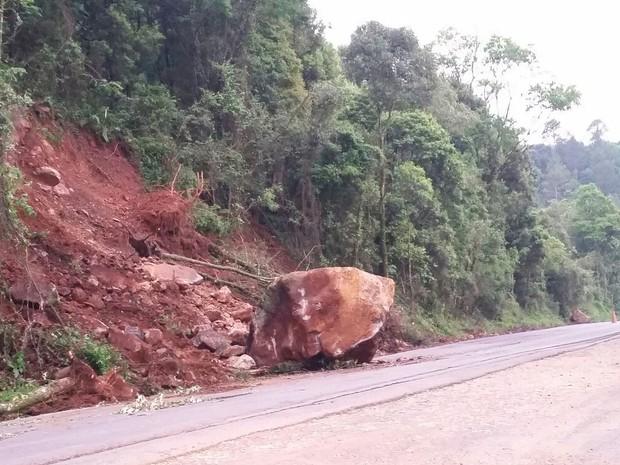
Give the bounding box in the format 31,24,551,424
612,309,618,324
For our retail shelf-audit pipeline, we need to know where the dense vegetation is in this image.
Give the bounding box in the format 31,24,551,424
0,0,611,339
532,128,620,320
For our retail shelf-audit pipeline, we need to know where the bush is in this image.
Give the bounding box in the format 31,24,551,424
192,203,233,236
78,337,122,375
45,328,123,375
0,381,37,403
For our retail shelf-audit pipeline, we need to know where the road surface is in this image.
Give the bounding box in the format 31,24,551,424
1,323,619,465
172,333,620,465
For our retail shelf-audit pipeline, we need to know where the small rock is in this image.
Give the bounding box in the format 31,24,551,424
9,279,57,308
229,303,254,322
190,323,213,336
212,286,232,304
156,357,181,375
38,183,52,192
155,348,168,356
228,322,249,346
191,329,231,354
53,183,71,196
57,287,72,297
31,145,42,157
87,276,100,288
144,328,164,346
205,308,224,322
107,328,143,353
87,295,105,310
211,320,227,330
227,355,256,370
124,325,144,340
98,371,137,401
34,166,62,186
71,288,87,302
137,294,154,307
220,345,246,358
93,327,109,338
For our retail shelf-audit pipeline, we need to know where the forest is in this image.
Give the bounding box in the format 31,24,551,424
0,0,615,339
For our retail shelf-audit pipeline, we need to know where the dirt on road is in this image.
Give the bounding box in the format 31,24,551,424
162,339,620,465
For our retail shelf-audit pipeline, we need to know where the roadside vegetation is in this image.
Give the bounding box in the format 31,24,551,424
1,323,124,405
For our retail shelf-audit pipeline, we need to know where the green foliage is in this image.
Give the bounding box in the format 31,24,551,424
528,82,581,112
0,380,37,403
79,338,122,376
0,165,34,241
45,327,123,375
7,351,26,378
192,203,233,236
0,64,31,239
342,21,436,113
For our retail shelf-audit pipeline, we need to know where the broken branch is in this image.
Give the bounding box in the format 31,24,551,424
160,252,275,286
0,377,74,416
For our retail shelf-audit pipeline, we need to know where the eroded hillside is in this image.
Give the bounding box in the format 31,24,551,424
0,112,294,414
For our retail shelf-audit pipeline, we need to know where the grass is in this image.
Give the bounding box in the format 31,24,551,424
582,299,613,322
403,301,566,347
45,327,124,375
0,380,38,403
79,337,123,375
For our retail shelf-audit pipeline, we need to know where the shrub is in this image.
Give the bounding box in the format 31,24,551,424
45,328,123,375
78,337,122,375
192,203,233,236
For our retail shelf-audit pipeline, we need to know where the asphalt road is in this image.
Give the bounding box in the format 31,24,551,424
2,323,620,465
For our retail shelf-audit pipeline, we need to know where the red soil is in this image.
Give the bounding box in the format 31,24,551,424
0,111,287,414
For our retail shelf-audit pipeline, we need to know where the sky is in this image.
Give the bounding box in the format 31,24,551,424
308,0,620,142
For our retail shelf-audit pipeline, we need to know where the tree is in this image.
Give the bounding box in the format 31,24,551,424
342,21,436,276
588,119,607,143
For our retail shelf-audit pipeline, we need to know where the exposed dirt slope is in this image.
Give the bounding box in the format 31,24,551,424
0,112,290,414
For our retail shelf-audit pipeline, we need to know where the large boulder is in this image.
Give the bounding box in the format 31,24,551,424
249,267,395,367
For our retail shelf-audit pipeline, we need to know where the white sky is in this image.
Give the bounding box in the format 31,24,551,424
308,0,620,142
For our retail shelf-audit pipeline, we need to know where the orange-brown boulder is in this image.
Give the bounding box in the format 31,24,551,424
249,267,395,366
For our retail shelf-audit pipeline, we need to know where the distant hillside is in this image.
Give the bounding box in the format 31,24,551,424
531,134,620,205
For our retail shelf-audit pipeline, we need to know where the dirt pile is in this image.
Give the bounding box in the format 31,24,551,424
0,112,283,414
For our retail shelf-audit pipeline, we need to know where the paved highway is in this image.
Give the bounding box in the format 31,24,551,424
2,323,619,465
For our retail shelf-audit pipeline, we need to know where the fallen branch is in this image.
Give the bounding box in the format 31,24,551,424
200,273,261,301
0,377,74,415
207,243,263,274
161,252,275,286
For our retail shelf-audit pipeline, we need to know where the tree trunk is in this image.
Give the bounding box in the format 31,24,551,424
378,157,388,277
0,0,5,63
377,110,389,277
353,200,363,266
0,378,75,415
160,252,274,285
